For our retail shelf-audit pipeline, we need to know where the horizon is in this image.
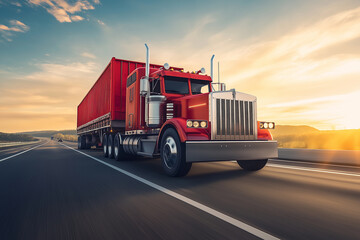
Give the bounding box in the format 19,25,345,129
5,124,360,134
1,0,360,132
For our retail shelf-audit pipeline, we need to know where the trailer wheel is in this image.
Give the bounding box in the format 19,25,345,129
108,134,114,159
160,128,192,177
237,159,268,171
81,135,86,149
114,134,127,161
103,134,108,157
85,135,91,149
77,136,82,149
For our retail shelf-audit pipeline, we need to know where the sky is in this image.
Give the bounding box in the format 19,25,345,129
0,0,360,132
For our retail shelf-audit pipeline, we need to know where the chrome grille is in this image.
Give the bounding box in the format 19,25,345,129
210,91,257,140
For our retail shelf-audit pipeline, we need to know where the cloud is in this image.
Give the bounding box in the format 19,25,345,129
11,2,22,7
24,61,98,83
97,19,105,26
135,6,360,130
0,60,100,132
71,15,84,21
81,52,96,59
0,20,29,41
28,0,96,23
0,1,22,7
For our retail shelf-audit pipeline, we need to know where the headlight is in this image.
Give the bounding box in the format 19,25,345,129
187,120,207,128
260,121,275,129
187,120,193,127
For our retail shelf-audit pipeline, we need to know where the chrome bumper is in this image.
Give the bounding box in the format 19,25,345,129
185,140,278,163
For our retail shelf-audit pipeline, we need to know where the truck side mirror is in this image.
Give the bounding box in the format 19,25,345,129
140,77,149,96
211,82,226,91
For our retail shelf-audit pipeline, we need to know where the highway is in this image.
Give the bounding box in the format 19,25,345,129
0,140,359,240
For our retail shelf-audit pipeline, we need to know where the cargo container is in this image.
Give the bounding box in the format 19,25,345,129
77,58,182,132
77,45,278,176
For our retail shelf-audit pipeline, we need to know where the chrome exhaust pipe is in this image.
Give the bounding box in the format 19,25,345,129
141,44,151,126
145,43,150,77
210,54,215,80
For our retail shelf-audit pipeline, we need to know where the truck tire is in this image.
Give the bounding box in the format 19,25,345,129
85,135,91,149
160,128,192,177
108,134,114,159
81,135,86,149
103,134,108,157
78,136,82,149
237,159,268,171
114,134,127,161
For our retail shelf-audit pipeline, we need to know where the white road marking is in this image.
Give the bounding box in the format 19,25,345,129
267,163,360,177
0,141,48,163
60,143,279,240
269,158,360,170
231,159,360,177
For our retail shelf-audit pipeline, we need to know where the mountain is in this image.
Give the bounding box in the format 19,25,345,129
270,125,360,150
19,130,77,138
270,125,319,136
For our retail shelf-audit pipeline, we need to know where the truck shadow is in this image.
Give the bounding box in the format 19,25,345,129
85,148,256,187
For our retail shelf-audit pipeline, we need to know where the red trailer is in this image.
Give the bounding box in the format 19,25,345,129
77,58,181,141
77,45,278,177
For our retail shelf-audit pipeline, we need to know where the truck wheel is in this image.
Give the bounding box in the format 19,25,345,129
103,134,108,157
237,159,268,171
114,134,127,161
78,136,82,149
108,134,114,159
81,135,86,149
160,128,192,177
85,135,91,149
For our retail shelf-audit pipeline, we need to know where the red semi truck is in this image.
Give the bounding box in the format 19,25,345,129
77,45,278,176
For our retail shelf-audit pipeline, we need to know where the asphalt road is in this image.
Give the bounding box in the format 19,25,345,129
0,140,359,240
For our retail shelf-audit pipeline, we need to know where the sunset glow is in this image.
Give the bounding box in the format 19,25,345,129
1,0,360,132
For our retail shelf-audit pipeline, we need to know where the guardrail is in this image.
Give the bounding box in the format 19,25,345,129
278,148,360,166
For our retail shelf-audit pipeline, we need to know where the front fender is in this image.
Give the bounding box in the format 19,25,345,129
156,118,211,153
155,119,187,154
257,121,273,140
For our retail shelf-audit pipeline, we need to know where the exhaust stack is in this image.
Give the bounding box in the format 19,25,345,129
142,43,165,127
210,54,215,80
145,43,150,77
140,44,151,126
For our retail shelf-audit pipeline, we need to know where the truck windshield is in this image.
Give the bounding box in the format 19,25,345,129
164,76,189,94
191,80,210,94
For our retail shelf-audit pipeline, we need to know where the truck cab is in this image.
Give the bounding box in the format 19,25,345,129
121,60,277,176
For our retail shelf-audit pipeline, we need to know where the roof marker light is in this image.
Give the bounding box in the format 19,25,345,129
164,63,170,70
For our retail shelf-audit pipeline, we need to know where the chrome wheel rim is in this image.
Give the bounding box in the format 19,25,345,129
108,145,112,155
114,145,118,157
163,136,177,169
103,142,107,154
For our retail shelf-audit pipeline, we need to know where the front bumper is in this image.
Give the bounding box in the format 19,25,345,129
185,140,278,163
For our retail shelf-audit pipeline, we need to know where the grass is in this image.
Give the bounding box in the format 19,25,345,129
0,132,39,142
